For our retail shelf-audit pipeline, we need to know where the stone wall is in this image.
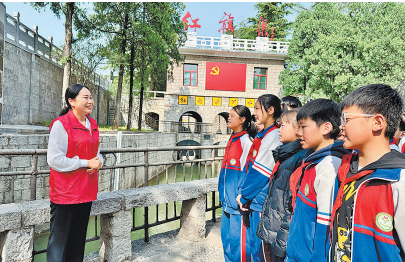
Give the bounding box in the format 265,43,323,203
0,132,176,204
1,42,111,126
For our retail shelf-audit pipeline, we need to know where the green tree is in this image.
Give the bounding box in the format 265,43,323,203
76,2,133,130
133,2,186,130
30,2,79,99
77,2,185,130
280,2,405,101
234,2,297,40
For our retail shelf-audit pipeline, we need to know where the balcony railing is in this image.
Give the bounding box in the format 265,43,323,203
183,32,289,54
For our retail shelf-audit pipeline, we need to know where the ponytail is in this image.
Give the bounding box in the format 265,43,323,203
59,84,89,116
59,106,70,117
233,105,257,139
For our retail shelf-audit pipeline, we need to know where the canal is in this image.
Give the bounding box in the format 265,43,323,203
33,162,223,261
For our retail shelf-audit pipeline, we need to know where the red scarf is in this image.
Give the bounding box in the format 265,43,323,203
222,131,248,168
244,124,278,173
289,161,311,211
329,153,374,237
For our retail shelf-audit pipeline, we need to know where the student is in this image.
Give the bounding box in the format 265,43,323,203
329,84,405,262
285,99,348,262
219,105,256,262
281,95,302,112
390,124,401,152
236,94,281,262
257,109,308,262
397,119,405,153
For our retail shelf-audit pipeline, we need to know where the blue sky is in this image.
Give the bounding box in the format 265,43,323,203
3,2,313,74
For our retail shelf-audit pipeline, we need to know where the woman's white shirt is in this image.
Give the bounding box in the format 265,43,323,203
47,117,103,172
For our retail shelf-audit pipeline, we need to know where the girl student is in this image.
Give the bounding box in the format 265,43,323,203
256,109,307,262
46,84,103,262
236,94,281,262
219,105,257,262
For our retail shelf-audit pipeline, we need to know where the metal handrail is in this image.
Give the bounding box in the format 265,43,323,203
0,145,226,201
0,145,225,256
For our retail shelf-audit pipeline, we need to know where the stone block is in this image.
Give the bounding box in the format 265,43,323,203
0,178,12,192
90,192,123,216
0,226,34,262
17,199,50,227
198,178,219,193
0,136,9,147
14,178,30,191
178,195,206,242
10,156,31,168
99,210,132,262
0,203,21,232
8,136,29,147
119,180,203,210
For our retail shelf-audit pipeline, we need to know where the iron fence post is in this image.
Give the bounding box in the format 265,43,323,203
144,151,149,242
30,154,38,201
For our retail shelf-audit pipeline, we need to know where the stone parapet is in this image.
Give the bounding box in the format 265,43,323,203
0,178,219,261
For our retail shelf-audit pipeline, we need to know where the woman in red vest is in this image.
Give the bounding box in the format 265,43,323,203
46,84,103,262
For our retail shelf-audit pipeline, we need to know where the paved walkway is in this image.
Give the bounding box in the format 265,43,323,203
85,218,224,262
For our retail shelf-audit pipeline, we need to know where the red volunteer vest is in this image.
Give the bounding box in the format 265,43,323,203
49,110,99,204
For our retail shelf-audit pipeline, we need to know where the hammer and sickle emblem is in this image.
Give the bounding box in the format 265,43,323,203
210,66,220,75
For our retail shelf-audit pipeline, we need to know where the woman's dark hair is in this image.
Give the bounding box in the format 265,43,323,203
257,94,282,122
233,105,257,139
59,84,90,116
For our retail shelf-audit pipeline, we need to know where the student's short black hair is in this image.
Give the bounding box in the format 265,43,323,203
281,95,302,111
341,84,403,139
297,98,341,139
400,120,405,132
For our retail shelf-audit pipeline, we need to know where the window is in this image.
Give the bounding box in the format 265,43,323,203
183,64,198,86
253,68,267,90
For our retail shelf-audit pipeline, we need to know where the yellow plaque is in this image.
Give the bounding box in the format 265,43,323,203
212,97,222,106
195,96,205,106
229,98,238,107
179,95,188,105
246,98,255,108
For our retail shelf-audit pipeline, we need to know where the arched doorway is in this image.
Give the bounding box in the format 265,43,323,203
145,112,159,131
179,111,203,133
175,140,201,160
213,112,231,135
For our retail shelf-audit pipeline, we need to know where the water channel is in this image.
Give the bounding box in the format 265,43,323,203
33,162,223,262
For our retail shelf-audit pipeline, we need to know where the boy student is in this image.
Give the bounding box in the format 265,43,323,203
285,99,348,262
281,95,302,112
257,109,308,262
329,84,405,262
397,119,405,153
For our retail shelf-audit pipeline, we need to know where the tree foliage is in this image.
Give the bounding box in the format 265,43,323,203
76,2,186,130
233,2,296,40
30,2,79,96
280,2,405,101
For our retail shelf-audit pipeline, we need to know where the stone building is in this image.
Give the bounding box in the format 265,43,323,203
157,32,289,134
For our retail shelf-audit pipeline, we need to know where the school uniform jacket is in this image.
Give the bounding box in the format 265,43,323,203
389,139,400,152
329,150,405,262
238,124,280,212
218,131,252,215
286,141,348,262
399,137,405,154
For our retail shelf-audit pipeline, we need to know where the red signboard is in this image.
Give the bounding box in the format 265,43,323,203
205,62,247,92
